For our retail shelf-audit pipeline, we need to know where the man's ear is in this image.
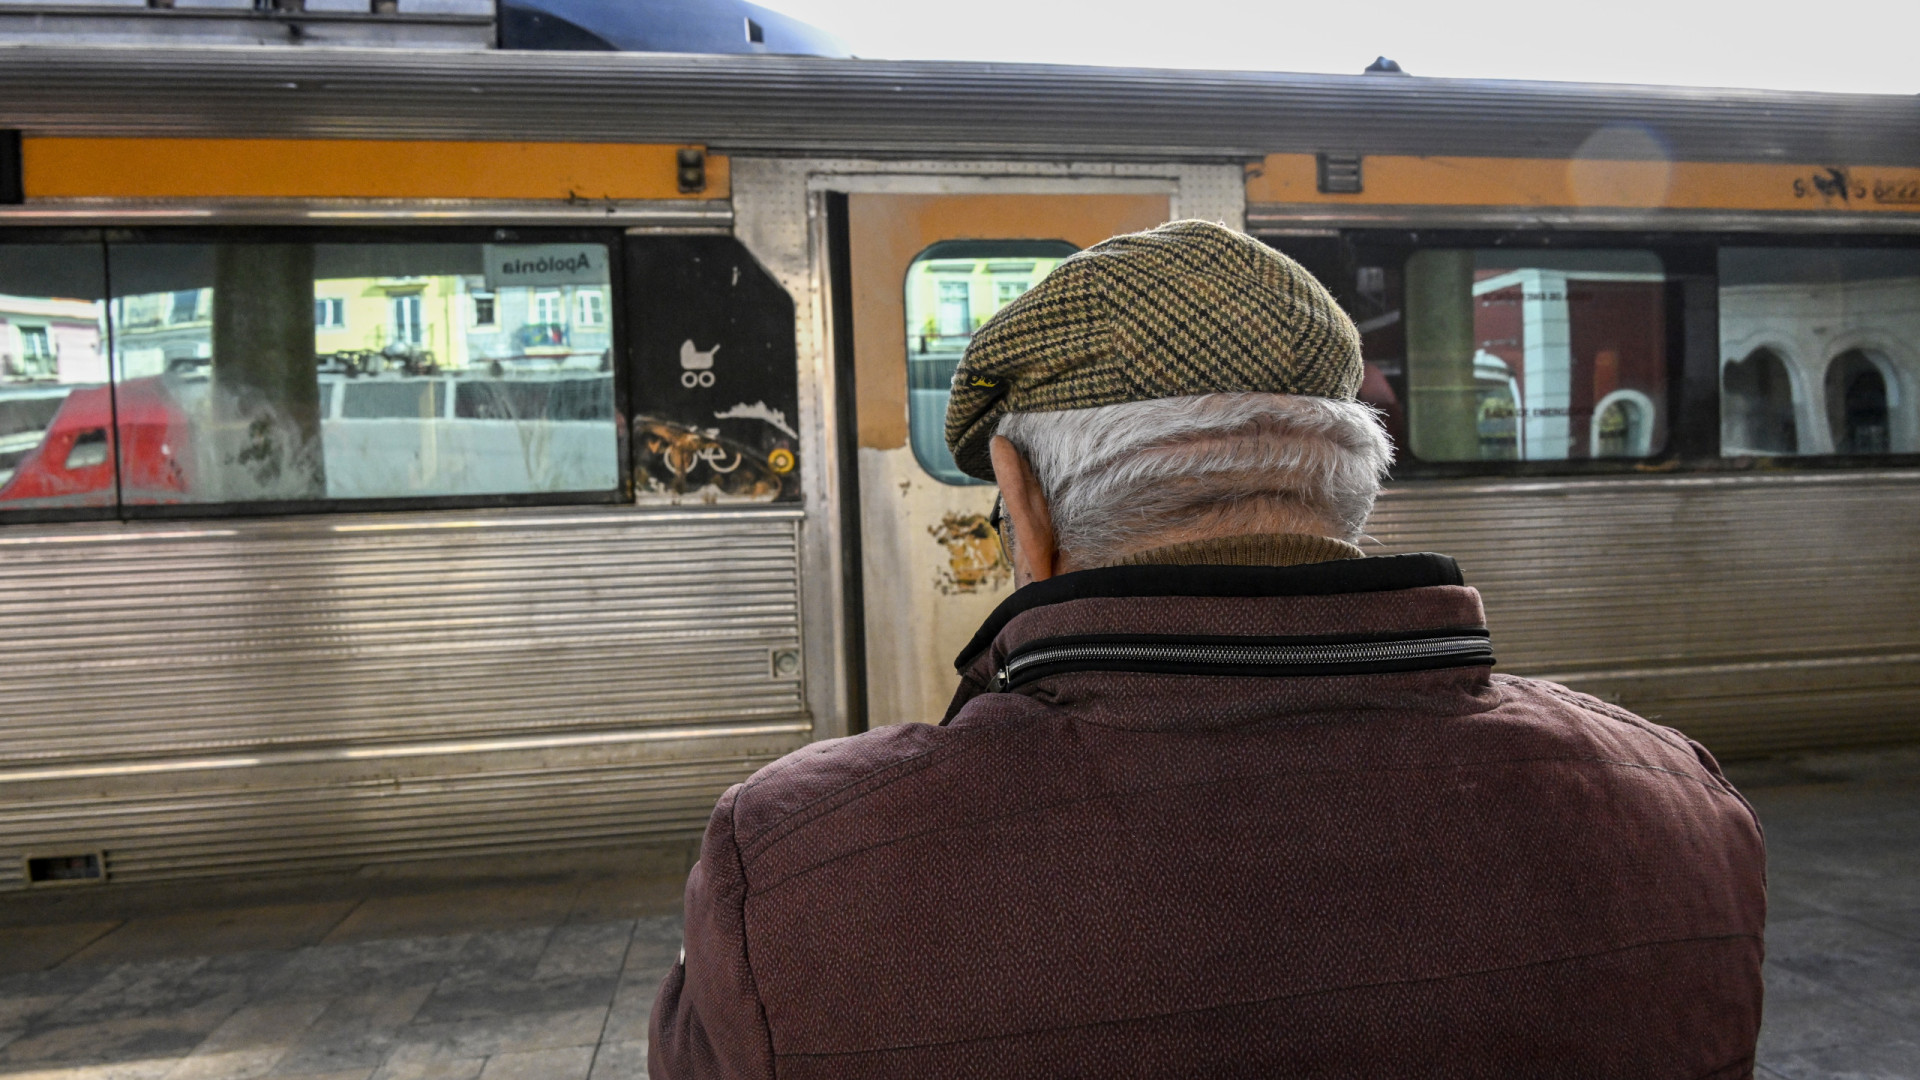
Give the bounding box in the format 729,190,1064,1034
990,435,1060,585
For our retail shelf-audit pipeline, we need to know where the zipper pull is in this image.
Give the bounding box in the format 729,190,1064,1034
995,667,1010,692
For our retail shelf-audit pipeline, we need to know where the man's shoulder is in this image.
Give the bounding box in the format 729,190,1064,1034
1487,672,1744,796
725,718,1003,861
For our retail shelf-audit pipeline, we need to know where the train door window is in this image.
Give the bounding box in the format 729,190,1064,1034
903,240,1077,485
1719,248,1919,456
1402,249,1669,462
103,239,619,506
0,241,113,514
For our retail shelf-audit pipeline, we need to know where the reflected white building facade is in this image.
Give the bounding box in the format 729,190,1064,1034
1720,271,1920,456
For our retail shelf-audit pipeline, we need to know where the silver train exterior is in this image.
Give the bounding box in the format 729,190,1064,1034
0,46,1916,890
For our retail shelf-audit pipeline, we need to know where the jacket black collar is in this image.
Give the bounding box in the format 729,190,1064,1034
953,553,1465,670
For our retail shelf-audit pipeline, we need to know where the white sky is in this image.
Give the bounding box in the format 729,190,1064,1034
767,0,1919,96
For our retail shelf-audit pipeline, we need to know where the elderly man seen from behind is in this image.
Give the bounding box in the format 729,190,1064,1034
652,220,1766,1080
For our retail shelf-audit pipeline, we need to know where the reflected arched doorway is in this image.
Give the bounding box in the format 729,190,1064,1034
1472,349,1520,460
1826,350,1890,455
1591,388,1656,457
1722,347,1798,455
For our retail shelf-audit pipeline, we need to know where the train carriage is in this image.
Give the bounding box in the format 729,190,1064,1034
0,45,1916,890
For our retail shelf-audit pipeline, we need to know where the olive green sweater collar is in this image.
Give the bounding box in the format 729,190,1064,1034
1109,532,1366,569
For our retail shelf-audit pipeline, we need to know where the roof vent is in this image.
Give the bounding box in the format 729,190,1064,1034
1364,56,1408,75
1317,153,1364,195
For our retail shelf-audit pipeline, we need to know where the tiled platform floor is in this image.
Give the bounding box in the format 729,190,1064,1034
0,747,1915,1079
1738,747,1920,1079
0,863,690,1080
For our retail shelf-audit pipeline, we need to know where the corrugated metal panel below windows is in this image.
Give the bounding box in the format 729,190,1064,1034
1369,471,1920,759
0,506,812,888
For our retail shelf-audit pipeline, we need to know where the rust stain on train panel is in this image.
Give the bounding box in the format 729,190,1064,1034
929,511,1009,595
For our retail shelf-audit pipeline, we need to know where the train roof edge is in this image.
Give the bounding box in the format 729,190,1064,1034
0,45,1914,166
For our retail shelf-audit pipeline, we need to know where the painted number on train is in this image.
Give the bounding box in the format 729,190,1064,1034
1791,168,1920,207
1873,178,1920,206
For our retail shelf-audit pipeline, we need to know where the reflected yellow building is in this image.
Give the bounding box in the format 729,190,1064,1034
313,275,474,369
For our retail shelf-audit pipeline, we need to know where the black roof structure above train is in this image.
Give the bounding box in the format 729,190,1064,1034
0,45,1914,166
499,0,848,56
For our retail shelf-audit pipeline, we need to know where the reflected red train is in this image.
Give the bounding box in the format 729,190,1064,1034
0,377,192,506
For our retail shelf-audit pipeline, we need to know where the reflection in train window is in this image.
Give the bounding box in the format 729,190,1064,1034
64,428,109,470
1722,347,1799,455
1828,351,1890,455
1719,248,1919,456
391,293,425,347
577,290,607,326
315,297,347,330
0,243,112,511
98,241,619,506
903,240,1077,485
1403,250,1668,462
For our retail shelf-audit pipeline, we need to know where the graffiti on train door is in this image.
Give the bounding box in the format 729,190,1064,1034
627,237,801,503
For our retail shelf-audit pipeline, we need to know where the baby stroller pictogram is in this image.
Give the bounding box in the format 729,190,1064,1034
680,340,719,387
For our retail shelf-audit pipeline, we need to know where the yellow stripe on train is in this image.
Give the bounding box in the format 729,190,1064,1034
1246,153,1920,213
21,137,729,201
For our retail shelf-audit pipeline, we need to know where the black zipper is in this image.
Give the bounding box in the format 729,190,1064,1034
994,631,1494,691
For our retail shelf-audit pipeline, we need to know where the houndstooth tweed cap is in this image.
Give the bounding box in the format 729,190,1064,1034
944,219,1364,482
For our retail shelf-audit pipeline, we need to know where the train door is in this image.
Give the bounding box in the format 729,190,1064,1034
839,190,1174,727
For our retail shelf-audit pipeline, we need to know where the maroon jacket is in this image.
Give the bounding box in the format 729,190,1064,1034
652,554,1766,1079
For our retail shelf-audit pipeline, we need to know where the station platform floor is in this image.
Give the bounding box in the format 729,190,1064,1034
1,746,1916,1080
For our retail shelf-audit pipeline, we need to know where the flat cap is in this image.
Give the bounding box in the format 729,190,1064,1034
944,219,1363,482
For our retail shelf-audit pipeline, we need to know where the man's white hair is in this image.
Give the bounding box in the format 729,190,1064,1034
994,393,1393,564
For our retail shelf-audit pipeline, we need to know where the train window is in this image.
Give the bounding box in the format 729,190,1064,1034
0,242,113,512
1718,248,1919,456
902,240,1078,484
101,240,619,505
1402,250,1668,462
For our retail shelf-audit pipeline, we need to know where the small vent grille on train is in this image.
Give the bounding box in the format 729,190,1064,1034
26,851,105,885
677,148,707,194
1317,152,1364,194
